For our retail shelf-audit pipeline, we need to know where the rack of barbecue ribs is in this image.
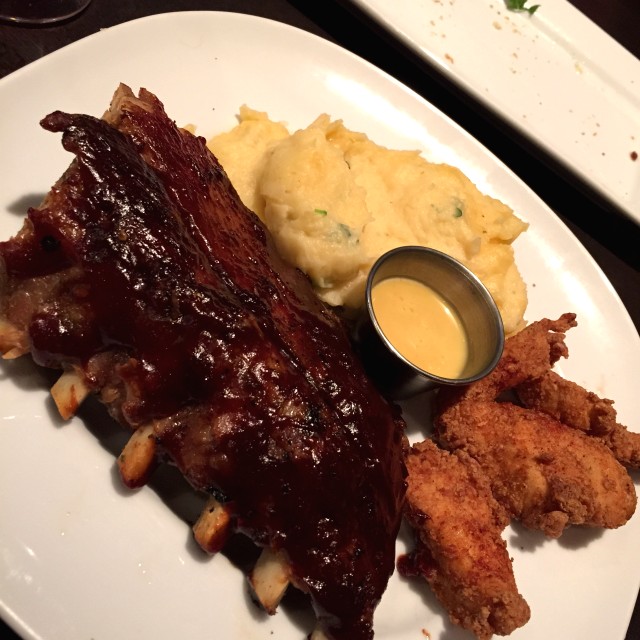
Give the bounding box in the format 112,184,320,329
0,85,407,640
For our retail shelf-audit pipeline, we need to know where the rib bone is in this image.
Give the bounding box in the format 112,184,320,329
0,319,29,359
192,497,232,554
248,548,291,614
51,370,90,420
117,424,157,488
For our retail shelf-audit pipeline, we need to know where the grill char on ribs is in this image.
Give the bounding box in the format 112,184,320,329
0,85,407,639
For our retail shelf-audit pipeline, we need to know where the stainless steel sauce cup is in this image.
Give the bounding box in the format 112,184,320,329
352,246,504,399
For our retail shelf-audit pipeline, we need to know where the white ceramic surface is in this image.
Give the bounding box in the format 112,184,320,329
346,0,640,225
0,11,638,640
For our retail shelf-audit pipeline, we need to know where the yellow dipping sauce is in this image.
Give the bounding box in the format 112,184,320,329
371,277,468,378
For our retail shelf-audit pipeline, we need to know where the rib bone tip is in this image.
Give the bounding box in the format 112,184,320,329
193,497,232,554
51,370,90,420
117,424,157,488
248,548,291,615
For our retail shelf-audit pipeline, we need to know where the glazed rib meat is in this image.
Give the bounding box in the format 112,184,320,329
0,85,407,640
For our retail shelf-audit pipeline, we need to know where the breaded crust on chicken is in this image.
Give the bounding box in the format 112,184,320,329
399,439,530,639
436,400,636,538
516,370,640,469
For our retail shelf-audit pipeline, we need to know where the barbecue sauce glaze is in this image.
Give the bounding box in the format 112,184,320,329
0,87,406,640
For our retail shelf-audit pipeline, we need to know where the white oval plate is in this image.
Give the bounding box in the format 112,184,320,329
345,0,640,225
0,11,638,640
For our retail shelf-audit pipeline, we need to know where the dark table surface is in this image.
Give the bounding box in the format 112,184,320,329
1,1,638,639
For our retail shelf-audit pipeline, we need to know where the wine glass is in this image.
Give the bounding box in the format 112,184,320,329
0,0,92,25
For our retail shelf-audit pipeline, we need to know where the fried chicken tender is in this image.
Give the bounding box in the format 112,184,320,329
435,314,637,538
442,313,577,411
437,396,637,538
400,440,530,640
516,370,640,469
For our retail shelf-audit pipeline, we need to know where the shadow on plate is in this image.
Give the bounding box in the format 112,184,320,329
507,518,605,554
5,191,47,216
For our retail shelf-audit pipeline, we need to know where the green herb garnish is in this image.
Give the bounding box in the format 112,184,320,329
454,207,463,218
505,0,540,15
314,208,328,216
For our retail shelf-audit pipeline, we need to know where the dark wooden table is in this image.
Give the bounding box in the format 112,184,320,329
1,1,638,639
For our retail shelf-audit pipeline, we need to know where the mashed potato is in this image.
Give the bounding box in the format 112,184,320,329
208,107,528,334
